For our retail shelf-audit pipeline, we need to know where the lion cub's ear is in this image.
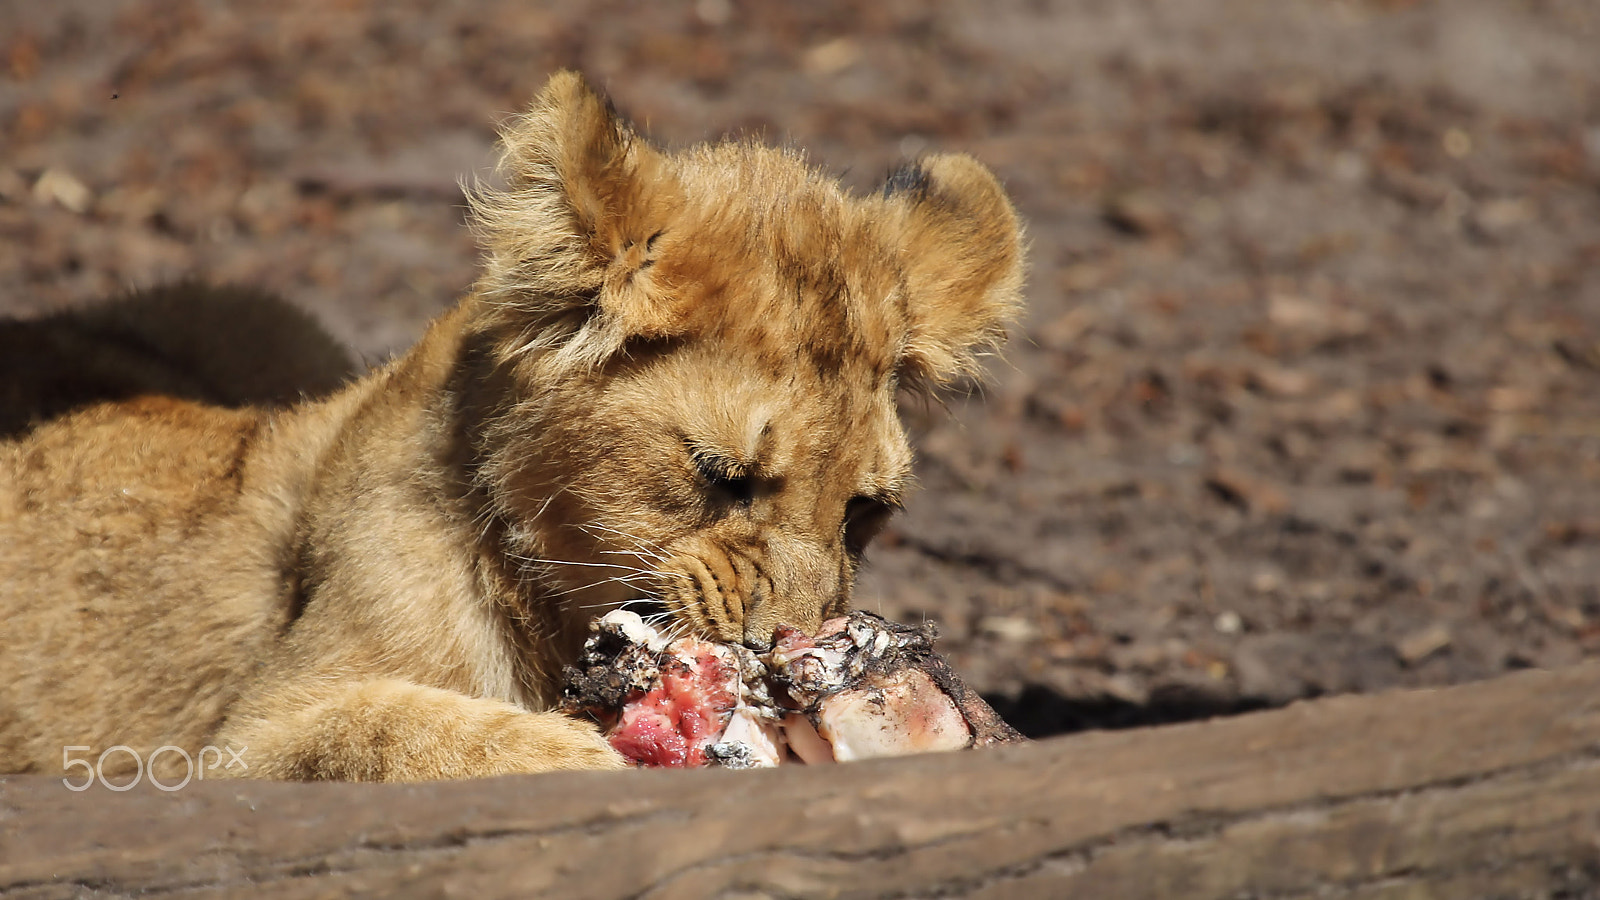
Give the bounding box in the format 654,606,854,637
472,71,680,366
882,155,1025,389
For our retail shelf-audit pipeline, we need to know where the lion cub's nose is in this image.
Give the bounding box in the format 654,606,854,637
741,600,824,650
740,602,785,651
741,619,776,651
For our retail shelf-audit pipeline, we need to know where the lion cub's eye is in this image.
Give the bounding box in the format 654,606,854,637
691,449,755,506
843,495,896,556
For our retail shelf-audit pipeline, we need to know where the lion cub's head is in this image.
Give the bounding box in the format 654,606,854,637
464,72,1023,651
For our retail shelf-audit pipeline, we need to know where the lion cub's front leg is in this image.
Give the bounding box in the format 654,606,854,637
216,679,625,781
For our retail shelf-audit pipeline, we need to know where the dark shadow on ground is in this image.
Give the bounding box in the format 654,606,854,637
985,685,1274,739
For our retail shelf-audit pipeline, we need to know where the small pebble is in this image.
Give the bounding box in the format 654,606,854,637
1396,624,1452,665
978,616,1041,643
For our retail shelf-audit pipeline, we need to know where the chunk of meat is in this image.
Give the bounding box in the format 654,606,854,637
606,646,739,768
815,667,971,761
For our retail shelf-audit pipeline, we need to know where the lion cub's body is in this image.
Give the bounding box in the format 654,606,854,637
0,73,1023,781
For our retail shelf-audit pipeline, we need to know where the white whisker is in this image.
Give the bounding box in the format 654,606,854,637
573,591,667,611
575,523,675,560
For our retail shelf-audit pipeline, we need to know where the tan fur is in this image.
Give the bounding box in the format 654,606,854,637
0,72,1024,781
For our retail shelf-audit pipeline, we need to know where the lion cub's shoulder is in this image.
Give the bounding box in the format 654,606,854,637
4,394,265,515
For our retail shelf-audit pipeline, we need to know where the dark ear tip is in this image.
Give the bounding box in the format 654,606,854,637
881,162,931,199
882,155,1013,221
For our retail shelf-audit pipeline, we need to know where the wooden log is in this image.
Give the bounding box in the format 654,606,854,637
3,662,1599,899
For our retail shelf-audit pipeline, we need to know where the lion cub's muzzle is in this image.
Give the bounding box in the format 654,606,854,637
652,538,832,650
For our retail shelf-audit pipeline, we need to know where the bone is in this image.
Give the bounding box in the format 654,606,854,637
560,609,1025,768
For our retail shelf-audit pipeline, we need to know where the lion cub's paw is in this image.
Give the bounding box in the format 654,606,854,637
485,709,629,774
221,679,627,781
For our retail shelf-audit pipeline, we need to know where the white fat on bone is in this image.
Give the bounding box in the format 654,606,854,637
709,706,786,769
816,667,971,761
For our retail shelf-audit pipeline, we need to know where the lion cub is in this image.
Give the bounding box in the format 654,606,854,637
0,72,1023,781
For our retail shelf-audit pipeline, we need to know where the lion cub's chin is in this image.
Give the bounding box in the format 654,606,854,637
0,69,1023,782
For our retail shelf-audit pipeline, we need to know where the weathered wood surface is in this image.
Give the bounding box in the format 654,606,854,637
4,663,1599,899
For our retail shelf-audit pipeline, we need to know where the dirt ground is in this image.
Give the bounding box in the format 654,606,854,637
4,0,1598,737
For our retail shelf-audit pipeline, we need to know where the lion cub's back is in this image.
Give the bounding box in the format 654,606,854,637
0,283,359,440
0,397,292,771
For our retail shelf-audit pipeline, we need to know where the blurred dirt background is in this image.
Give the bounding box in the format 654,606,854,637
4,0,1599,736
